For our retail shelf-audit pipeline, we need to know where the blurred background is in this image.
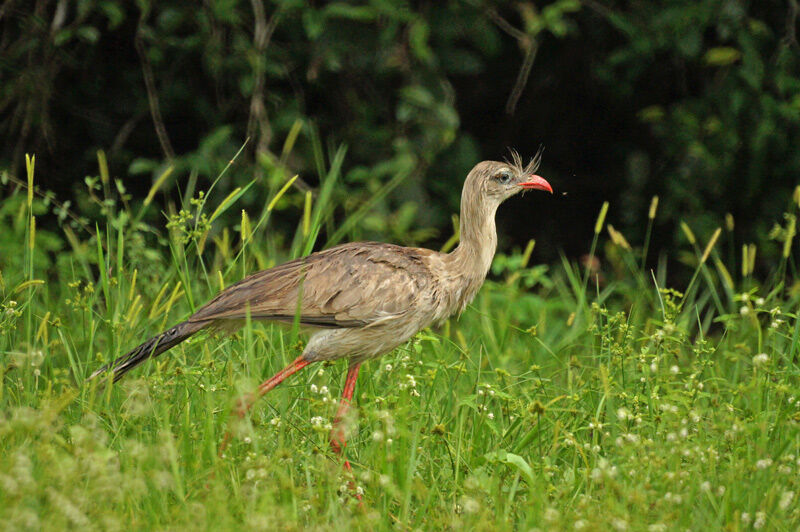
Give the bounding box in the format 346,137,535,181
1,0,799,274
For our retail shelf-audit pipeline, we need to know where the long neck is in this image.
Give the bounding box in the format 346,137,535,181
447,192,498,280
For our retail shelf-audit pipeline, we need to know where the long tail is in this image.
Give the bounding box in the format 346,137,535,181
88,320,208,382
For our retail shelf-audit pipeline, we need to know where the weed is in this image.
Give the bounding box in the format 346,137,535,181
1,153,799,530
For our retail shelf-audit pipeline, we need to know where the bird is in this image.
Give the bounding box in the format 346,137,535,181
89,152,552,466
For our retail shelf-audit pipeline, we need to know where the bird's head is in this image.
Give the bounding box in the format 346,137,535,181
464,149,553,207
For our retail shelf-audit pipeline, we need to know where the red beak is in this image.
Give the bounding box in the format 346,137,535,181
519,174,553,194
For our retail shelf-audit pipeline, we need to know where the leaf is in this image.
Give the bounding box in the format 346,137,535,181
704,47,741,66
53,29,73,47
302,9,324,40
209,180,255,223
638,105,665,123
129,158,158,175
77,26,100,43
483,416,501,436
323,3,377,21
409,20,432,63
399,85,435,108
100,2,125,29
484,450,536,485
267,175,298,212
143,166,174,207
12,279,45,294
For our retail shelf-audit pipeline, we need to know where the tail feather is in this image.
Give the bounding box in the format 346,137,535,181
88,320,207,382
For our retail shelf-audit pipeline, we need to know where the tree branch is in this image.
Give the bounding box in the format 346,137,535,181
506,38,538,115
579,0,616,21
486,7,527,41
485,7,539,115
783,0,799,52
247,0,280,179
135,25,175,160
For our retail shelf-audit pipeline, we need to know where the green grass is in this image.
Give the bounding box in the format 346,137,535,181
1,152,800,530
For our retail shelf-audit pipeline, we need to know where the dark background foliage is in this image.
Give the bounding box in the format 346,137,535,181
1,0,799,269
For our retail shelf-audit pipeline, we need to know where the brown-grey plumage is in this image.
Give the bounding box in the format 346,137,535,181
90,155,552,385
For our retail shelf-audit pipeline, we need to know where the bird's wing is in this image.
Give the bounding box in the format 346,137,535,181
188,242,435,328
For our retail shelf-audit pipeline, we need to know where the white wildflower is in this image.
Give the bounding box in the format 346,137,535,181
756,458,773,469
660,403,678,414
461,496,479,514
310,416,331,431
543,508,560,522
779,491,794,510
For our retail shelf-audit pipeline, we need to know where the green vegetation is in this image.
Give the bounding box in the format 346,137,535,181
3,2,799,528
2,153,799,530
3,1,799,259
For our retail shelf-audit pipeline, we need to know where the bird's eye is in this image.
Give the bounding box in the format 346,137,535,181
495,171,512,184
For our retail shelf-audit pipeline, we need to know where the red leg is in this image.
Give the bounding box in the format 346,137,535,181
330,361,361,458
219,355,311,456
255,355,312,398
329,362,363,503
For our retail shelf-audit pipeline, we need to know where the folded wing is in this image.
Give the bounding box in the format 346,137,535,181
188,242,435,328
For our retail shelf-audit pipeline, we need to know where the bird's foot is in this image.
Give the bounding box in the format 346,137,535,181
233,392,256,418
337,461,364,503
218,392,258,456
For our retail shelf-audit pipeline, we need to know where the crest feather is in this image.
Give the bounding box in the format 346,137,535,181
505,145,545,175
